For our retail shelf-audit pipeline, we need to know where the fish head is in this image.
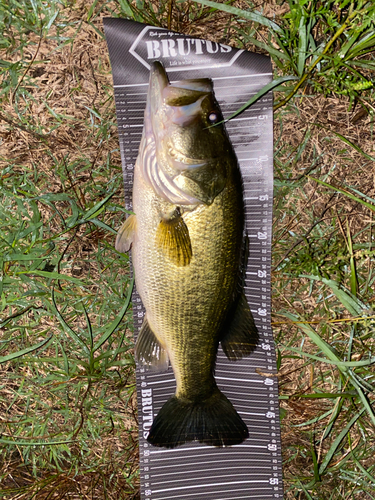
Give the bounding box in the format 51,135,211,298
144,62,234,205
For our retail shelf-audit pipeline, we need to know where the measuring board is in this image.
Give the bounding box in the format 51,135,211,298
104,18,283,500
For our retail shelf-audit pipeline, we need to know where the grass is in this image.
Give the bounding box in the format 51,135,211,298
1,0,375,498
270,86,375,496
0,1,139,497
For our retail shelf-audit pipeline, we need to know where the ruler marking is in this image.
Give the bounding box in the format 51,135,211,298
151,471,271,485
152,479,271,494
148,458,272,469
158,488,274,500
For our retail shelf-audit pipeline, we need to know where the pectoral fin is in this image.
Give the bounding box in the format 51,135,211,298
156,210,192,266
135,317,169,372
115,214,137,253
221,292,259,360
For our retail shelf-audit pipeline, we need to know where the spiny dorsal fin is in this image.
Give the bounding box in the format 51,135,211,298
135,317,169,372
221,292,259,361
115,214,137,253
156,211,192,267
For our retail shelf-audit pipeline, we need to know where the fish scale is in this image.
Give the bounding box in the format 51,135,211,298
133,165,242,399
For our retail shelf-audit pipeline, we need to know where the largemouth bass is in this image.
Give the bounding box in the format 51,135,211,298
116,62,259,448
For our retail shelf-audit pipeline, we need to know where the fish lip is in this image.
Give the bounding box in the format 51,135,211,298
150,61,169,89
148,62,169,120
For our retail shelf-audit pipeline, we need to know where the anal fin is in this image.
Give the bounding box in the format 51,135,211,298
221,292,259,361
156,209,192,267
115,214,137,253
135,317,169,372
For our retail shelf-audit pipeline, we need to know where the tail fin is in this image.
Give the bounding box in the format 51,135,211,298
147,388,248,448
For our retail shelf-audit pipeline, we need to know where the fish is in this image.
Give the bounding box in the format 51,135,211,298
116,61,259,449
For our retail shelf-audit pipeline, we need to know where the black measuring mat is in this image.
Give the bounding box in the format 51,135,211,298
104,18,283,500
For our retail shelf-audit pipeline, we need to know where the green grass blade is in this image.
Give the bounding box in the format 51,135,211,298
298,14,307,77
16,270,85,285
346,59,375,70
311,437,321,482
0,336,52,364
242,37,291,63
87,0,100,21
282,312,344,367
191,0,283,33
51,288,90,355
93,274,134,352
346,222,358,296
81,192,115,221
346,185,375,204
108,330,131,365
350,446,375,484
218,76,298,124
3,251,49,262
283,312,375,427
82,304,94,351
0,438,74,446
338,29,362,59
284,346,375,367
297,480,314,500
293,409,334,427
117,0,134,17
292,392,354,399
300,275,366,316
321,396,346,442
346,376,375,427
331,130,374,162
87,218,117,234
308,177,375,214
344,30,375,59
318,407,366,475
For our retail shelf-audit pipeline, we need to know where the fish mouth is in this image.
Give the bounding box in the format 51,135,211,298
150,62,169,93
150,64,213,172
151,61,169,84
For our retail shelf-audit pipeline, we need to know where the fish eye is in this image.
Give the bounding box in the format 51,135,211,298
207,111,220,124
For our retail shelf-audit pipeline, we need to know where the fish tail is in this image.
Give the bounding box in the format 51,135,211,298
147,388,248,448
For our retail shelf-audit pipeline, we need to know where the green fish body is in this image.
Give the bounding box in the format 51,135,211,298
116,62,258,448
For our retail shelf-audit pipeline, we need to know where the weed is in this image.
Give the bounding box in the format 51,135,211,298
194,0,375,112
0,0,139,497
